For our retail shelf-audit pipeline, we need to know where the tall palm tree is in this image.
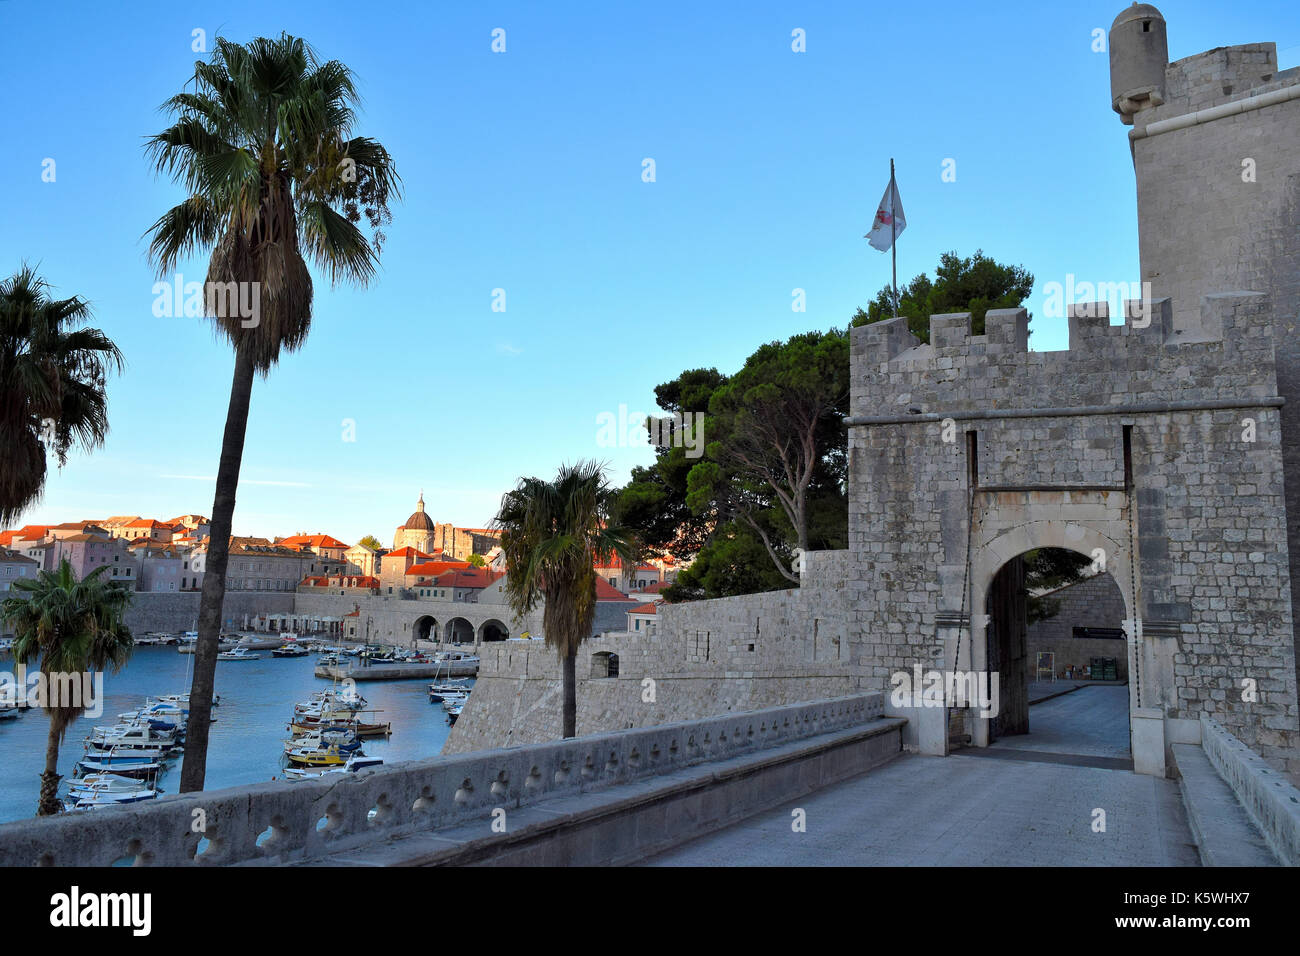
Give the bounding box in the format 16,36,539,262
1,560,134,816
0,267,124,526
494,461,636,738
144,34,400,792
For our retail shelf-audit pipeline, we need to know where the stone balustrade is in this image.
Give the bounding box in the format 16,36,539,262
0,693,884,867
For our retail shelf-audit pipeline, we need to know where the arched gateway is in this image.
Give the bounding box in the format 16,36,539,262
846,297,1299,774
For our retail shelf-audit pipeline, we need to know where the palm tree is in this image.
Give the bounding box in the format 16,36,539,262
494,461,636,738
144,34,400,792
1,560,134,816
0,266,124,526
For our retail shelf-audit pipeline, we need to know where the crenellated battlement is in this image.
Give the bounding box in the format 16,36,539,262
850,292,1279,419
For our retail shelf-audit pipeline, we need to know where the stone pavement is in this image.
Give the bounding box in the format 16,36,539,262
647,685,1200,866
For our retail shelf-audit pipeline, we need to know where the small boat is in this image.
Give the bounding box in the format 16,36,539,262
428,681,472,703
67,774,160,799
0,684,21,720
285,743,355,768
64,781,160,810
282,755,384,780
87,724,177,752
75,756,162,778
283,727,362,755
271,643,309,658
216,645,260,661
440,692,469,711
447,704,463,725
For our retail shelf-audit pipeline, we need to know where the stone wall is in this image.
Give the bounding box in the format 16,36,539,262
123,590,294,634
445,549,866,753
1027,572,1129,678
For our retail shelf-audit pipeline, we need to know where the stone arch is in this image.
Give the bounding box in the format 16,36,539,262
968,519,1134,619
444,617,474,644
962,519,1138,751
477,619,509,642
414,615,438,642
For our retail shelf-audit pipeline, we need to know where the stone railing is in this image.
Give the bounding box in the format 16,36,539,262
1200,715,1300,866
0,693,884,866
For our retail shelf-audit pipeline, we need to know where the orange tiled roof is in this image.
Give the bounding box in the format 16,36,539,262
280,533,350,550
406,560,471,578
594,578,634,602
386,547,432,560
432,568,504,590
628,602,659,615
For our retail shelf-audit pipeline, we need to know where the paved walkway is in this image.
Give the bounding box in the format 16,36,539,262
647,685,1199,866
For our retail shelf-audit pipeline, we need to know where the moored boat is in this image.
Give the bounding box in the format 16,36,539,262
282,755,383,780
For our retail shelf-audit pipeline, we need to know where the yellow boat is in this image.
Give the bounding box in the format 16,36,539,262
285,743,350,767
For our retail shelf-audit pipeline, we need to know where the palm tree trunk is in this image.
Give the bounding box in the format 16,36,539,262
180,342,256,793
562,645,577,738
38,719,62,816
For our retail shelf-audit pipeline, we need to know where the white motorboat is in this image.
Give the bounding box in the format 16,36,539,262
271,643,309,658
282,755,383,780
428,681,472,703
87,723,177,752
216,645,260,661
64,782,160,809
283,726,361,754
75,756,161,778
67,774,158,799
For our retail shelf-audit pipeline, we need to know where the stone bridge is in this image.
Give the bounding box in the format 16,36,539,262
0,690,1295,867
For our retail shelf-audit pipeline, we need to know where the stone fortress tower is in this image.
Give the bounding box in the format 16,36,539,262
1109,2,1300,684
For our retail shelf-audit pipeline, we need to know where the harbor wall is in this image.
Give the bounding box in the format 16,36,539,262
123,591,295,634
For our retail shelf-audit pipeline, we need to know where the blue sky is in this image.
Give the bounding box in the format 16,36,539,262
2,0,1297,544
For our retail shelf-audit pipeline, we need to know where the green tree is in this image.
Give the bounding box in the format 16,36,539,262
357,534,383,551
687,330,849,583
465,553,486,567
0,267,124,526
144,34,400,792
852,249,1034,341
494,461,635,738
1,561,134,815
611,368,726,560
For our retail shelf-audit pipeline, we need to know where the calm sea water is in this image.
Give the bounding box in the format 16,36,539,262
0,646,460,823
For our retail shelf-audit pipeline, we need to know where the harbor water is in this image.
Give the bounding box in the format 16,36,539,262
0,646,461,824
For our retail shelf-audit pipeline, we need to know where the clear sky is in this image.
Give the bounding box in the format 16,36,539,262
3,0,1297,545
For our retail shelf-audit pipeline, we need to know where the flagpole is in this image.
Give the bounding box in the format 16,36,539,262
890,157,898,317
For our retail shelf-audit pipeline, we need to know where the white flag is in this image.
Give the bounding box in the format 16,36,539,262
865,174,906,251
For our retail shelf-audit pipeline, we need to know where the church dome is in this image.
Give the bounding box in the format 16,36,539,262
405,493,434,531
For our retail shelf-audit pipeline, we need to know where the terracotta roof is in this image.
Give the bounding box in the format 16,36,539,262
628,602,659,615
58,533,113,544
639,581,669,594
386,547,432,560
125,518,169,529
433,568,504,590
280,534,350,550
0,548,38,565
594,578,634,602
406,560,471,578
